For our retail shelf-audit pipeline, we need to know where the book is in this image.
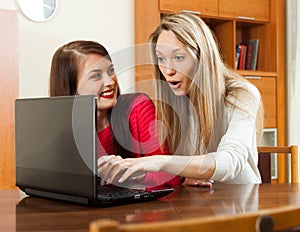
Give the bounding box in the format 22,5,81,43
248,39,259,70
238,44,247,70
245,42,253,70
235,44,241,69
236,39,259,70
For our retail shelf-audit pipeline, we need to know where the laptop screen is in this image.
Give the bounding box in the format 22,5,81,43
15,95,98,199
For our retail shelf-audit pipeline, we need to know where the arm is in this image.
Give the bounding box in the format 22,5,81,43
209,83,261,182
98,84,260,184
98,153,215,184
113,93,181,188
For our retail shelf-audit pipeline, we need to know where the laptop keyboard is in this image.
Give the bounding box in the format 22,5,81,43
97,184,145,199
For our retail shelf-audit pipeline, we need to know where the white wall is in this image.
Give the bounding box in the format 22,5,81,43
0,0,135,97
286,0,300,179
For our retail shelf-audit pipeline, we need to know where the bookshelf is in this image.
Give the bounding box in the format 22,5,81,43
135,0,286,182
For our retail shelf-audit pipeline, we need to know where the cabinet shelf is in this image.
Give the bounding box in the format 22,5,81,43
236,70,277,78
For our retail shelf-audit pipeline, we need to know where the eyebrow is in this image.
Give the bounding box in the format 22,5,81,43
87,64,114,75
88,69,102,75
155,48,185,54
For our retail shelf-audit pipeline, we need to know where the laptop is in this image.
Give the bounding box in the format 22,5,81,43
15,95,174,207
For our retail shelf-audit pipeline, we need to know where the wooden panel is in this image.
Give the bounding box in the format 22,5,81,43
135,0,160,93
274,0,286,147
219,0,270,22
208,20,236,68
247,77,276,128
0,10,19,189
159,0,218,17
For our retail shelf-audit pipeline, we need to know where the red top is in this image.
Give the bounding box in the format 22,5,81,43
97,94,181,190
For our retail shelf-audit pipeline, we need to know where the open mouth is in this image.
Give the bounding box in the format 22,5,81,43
100,89,114,98
168,81,181,88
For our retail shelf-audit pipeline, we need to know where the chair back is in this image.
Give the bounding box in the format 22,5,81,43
257,145,298,183
89,205,300,232
89,213,273,232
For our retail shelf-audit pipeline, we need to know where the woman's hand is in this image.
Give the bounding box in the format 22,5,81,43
183,178,213,189
97,155,166,184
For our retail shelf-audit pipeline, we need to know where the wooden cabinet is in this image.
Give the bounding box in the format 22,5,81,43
219,0,270,22
160,0,218,17
247,76,277,128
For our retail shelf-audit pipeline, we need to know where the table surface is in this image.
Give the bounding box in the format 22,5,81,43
1,183,300,232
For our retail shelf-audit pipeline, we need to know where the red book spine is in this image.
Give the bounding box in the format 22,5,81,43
245,42,253,70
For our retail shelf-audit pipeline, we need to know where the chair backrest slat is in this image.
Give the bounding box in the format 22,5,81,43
257,145,298,183
89,206,300,232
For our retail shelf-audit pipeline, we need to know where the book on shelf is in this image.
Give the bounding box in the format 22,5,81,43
237,43,247,70
236,39,259,71
235,44,241,69
248,39,259,70
245,42,253,70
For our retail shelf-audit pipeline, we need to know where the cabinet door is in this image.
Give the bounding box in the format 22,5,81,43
160,0,218,17
219,0,269,22
247,77,276,128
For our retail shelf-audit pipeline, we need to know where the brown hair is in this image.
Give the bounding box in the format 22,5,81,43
49,40,112,96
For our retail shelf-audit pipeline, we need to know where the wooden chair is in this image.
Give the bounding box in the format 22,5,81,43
89,205,300,232
257,145,298,183
89,213,274,232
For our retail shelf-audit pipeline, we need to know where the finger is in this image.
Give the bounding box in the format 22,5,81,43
98,156,119,181
183,178,213,189
106,160,129,184
108,158,138,184
99,156,125,183
118,163,144,183
97,155,116,167
197,181,213,188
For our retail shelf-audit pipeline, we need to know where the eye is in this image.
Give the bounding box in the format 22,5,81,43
174,55,184,61
156,56,164,63
107,66,115,76
90,72,102,80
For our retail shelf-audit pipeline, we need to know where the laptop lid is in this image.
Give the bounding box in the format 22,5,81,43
15,95,174,206
15,95,98,202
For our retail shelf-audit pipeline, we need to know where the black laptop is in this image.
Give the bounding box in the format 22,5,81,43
15,95,173,207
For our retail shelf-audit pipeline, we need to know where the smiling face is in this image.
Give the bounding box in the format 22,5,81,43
77,54,118,111
156,30,195,96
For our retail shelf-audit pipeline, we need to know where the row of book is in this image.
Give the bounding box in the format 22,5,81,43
235,39,259,70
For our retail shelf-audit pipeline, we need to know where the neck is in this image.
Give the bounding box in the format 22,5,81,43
97,110,109,131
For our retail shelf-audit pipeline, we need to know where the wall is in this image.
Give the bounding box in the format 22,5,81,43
286,0,300,179
0,0,135,97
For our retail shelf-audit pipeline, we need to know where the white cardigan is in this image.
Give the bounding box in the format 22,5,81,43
208,83,262,184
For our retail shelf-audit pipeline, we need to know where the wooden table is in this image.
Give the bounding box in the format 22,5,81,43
1,183,300,231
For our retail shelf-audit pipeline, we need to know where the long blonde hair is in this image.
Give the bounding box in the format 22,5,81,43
148,13,264,155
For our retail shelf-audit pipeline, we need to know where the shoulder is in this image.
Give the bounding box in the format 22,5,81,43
116,93,154,111
129,93,155,120
228,80,261,106
243,81,260,101
115,93,152,107
112,93,155,120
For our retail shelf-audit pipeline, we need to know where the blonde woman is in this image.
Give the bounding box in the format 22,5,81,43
98,13,264,185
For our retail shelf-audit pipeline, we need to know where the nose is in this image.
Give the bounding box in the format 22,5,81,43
165,65,176,76
103,73,115,86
